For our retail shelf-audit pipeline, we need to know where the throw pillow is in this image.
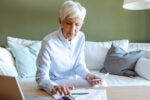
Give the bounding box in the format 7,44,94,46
0,47,18,77
135,57,150,80
7,36,40,46
102,44,144,77
8,41,41,78
85,39,129,70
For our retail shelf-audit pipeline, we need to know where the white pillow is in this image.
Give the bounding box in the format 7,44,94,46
0,47,15,66
135,57,150,80
0,62,18,77
0,47,18,77
85,39,129,70
7,36,40,46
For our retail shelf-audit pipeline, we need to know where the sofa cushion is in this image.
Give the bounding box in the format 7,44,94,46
91,70,150,86
8,41,41,78
143,51,150,58
7,36,39,46
128,43,150,51
103,44,144,77
135,57,150,80
0,47,18,77
85,39,129,70
128,43,150,58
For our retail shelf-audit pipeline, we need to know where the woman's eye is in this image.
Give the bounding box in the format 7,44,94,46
66,22,71,25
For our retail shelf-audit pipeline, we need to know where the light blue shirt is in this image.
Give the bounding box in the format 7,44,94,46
36,28,89,94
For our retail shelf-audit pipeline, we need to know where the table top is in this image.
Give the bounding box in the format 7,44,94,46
105,86,150,100
23,86,150,100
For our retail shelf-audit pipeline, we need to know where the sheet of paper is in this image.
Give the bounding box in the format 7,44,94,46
71,88,107,100
24,94,52,100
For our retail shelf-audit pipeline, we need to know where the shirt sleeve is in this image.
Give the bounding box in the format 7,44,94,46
74,36,90,79
36,40,58,94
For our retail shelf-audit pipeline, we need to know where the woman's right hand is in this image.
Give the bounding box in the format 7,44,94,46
51,85,74,96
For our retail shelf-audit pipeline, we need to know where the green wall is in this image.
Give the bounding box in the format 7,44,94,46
0,0,150,46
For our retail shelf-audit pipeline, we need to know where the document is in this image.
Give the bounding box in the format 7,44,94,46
53,88,107,100
71,88,107,100
24,94,52,100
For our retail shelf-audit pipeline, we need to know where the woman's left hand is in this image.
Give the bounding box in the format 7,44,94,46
86,73,102,86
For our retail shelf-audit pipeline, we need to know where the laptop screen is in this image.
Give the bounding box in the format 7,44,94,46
0,75,24,100
0,75,52,100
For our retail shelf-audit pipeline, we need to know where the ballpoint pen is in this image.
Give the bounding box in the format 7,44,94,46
71,92,89,95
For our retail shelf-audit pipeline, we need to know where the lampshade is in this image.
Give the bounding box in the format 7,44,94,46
123,0,150,10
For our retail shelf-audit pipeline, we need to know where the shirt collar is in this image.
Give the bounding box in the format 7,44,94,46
58,28,65,42
58,28,77,46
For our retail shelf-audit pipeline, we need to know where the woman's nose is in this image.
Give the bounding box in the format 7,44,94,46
70,25,76,33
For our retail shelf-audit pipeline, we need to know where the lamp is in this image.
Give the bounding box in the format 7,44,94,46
123,0,150,10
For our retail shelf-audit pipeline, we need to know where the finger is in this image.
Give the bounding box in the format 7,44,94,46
51,87,57,94
91,81,96,86
58,86,63,95
68,86,74,90
61,86,69,95
91,79,100,85
96,76,103,80
95,79,102,85
66,87,71,95
92,77,103,83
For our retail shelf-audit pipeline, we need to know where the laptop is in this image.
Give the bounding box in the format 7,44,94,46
0,75,51,100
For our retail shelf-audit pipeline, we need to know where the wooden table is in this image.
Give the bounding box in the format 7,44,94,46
23,86,150,100
105,86,150,100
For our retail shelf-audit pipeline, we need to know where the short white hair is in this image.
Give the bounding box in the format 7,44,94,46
59,0,86,20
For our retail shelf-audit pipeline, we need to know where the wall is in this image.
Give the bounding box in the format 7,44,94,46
0,0,150,45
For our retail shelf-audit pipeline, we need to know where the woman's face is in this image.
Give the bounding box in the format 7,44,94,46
59,16,84,41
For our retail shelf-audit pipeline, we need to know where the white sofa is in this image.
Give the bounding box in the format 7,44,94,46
85,40,150,87
0,37,150,92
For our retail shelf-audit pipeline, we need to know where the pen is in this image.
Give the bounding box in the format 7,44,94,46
71,92,89,95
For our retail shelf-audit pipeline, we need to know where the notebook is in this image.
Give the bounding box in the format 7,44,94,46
0,75,51,100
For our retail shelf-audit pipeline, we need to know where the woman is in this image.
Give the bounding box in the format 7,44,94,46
36,0,102,96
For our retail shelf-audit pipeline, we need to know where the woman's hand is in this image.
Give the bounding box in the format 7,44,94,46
86,73,102,86
51,85,74,96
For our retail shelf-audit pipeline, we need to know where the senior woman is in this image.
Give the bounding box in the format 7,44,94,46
36,0,102,96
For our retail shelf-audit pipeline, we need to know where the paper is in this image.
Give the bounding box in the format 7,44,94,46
24,94,52,100
52,92,65,100
71,88,107,100
52,89,107,100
